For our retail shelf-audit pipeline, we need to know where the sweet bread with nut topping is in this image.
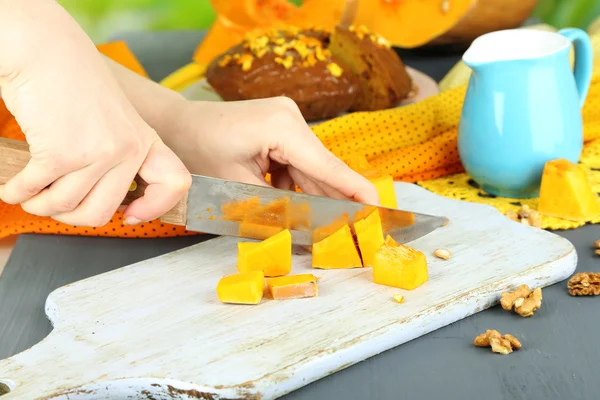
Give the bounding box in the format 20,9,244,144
205,27,359,121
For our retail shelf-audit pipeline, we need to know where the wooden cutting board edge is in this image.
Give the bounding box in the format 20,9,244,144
0,183,578,400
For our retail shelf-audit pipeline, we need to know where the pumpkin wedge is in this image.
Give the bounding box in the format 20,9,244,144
429,0,539,46
237,229,292,277
353,0,476,48
353,207,385,267
537,159,600,222
217,271,265,305
312,224,363,269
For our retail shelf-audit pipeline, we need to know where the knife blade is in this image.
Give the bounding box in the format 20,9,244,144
0,137,447,245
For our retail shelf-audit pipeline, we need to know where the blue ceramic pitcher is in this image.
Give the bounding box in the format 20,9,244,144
458,28,593,198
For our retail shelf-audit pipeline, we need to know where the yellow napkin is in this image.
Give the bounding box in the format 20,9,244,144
311,62,600,230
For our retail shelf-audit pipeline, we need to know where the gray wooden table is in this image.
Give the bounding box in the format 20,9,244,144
1,31,599,400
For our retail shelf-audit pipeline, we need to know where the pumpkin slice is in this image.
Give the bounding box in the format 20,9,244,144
538,159,600,222
353,207,385,267
345,155,398,208
216,271,265,305
428,0,539,46
353,0,476,48
373,235,428,290
312,224,363,269
237,229,292,277
266,273,319,300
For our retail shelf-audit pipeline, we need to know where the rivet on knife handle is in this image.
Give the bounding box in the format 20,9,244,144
0,137,187,226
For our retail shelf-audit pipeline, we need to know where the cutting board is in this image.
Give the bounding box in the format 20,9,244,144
0,183,576,400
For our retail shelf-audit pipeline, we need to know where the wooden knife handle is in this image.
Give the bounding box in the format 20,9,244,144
0,137,187,225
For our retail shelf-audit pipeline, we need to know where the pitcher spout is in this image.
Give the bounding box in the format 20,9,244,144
462,28,572,71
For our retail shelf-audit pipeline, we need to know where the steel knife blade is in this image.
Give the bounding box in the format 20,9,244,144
0,137,448,245
181,175,447,246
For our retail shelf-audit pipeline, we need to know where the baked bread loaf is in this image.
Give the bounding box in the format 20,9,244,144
206,27,359,121
328,25,413,111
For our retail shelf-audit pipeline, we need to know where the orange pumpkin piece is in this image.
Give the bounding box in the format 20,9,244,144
352,0,476,48
238,222,284,240
312,213,351,243
373,235,428,290
97,40,149,78
216,271,265,305
237,229,292,277
345,155,397,208
312,224,363,269
266,274,319,300
353,207,384,267
537,159,600,222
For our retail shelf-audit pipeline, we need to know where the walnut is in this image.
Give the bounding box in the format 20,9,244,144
474,330,522,355
500,284,542,317
568,272,600,296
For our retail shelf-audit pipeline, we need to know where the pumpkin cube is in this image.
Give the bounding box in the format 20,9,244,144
312,224,363,269
238,223,284,240
353,207,385,267
216,271,265,305
538,158,600,222
373,235,428,290
237,229,292,277
345,155,397,208
266,274,319,300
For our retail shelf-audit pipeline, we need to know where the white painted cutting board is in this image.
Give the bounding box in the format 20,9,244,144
0,183,576,400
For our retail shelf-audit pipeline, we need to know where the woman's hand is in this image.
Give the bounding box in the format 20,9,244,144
0,0,191,226
164,97,380,204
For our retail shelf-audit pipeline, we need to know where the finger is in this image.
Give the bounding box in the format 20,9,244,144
122,140,192,225
1,159,64,205
274,129,380,204
270,169,295,191
288,167,328,197
290,167,348,199
52,163,136,227
20,164,106,217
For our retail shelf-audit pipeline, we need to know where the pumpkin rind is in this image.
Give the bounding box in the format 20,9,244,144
353,0,476,48
428,0,539,46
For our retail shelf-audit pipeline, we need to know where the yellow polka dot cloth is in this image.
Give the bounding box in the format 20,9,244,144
310,63,600,231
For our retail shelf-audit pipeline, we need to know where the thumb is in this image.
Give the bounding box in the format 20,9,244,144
123,139,191,224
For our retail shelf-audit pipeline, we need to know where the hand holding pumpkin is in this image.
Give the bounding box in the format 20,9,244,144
161,97,380,205
0,0,191,227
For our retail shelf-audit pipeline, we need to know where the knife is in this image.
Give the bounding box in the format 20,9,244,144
0,137,447,245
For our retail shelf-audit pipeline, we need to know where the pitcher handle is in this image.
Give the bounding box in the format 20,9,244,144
559,28,593,108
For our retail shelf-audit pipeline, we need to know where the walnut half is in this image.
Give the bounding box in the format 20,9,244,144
474,330,522,355
568,272,600,296
500,284,542,317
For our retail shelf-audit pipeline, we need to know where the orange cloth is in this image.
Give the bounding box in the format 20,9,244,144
0,41,197,239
